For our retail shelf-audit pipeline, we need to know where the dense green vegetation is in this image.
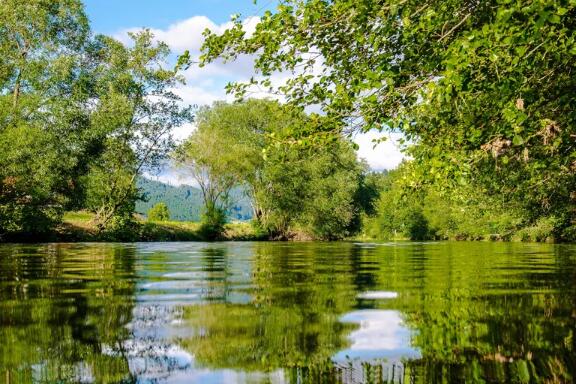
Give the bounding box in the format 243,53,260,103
0,1,374,242
197,0,576,241
0,0,191,241
362,164,543,241
174,99,378,240
1,0,574,242
147,202,170,221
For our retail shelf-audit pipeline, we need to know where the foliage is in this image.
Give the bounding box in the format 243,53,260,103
363,166,431,240
82,31,192,231
258,137,370,239
364,163,535,241
173,102,258,237
197,0,576,239
198,204,228,240
513,216,560,242
147,202,171,221
0,0,191,239
174,99,376,240
0,0,91,238
0,126,66,238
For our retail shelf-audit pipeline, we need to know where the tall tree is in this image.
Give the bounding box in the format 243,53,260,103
82,31,193,231
0,0,92,237
0,1,192,239
175,99,374,239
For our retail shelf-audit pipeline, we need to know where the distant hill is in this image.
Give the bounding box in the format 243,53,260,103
135,177,253,222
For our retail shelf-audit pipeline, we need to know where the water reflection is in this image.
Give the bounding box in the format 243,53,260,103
335,310,420,361
0,243,136,383
0,242,574,383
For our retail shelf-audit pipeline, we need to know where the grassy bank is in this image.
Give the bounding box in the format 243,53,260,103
53,211,262,242
6,211,562,244
356,222,559,243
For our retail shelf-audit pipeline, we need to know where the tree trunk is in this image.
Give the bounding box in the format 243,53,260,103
12,70,21,108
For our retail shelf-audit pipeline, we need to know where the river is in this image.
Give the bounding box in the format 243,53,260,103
0,241,574,383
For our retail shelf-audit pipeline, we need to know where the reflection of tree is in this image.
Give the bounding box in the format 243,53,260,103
388,243,576,383
181,243,362,379
181,242,575,384
0,244,136,383
5,242,571,383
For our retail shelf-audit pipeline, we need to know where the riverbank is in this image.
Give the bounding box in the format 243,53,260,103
356,228,558,243
1,210,563,244
40,211,263,242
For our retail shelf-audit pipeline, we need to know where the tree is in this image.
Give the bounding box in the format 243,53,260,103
0,0,92,238
173,105,244,238
174,99,375,240
82,31,192,231
363,163,528,241
0,1,192,239
257,137,370,239
196,0,576,239
147,202,170,221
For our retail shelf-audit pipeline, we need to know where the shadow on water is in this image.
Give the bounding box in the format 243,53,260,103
0,241,575,383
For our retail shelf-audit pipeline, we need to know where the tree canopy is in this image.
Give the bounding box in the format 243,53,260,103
196,0,576,239
0,0,192,240
147,202,171,221
174,99,377,239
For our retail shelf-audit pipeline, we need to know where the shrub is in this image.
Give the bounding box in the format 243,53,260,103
147,202,170,221
199,206,227,240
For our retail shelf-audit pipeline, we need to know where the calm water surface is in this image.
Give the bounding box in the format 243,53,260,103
0,242,574,383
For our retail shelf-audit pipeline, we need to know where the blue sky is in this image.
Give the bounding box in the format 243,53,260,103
84,0,276,34
83,0,403,183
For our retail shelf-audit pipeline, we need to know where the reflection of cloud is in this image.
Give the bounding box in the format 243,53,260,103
357,291,398,299
102,339,193,379
333,310,420,361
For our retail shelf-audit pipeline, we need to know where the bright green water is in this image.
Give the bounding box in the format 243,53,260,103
0,242,574,383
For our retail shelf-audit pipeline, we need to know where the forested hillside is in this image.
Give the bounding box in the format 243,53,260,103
136,178,252,222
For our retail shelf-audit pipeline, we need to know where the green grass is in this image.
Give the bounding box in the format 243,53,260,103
59,211,261,242
63,211,94,222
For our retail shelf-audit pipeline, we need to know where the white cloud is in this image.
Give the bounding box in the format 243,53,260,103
173,86,223,108
115,16,261,53
114,15,259,55
144,166,198,187
354,130,405,170
172,122,196,142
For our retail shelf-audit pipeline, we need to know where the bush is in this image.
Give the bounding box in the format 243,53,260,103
99,214,142,242
405,209,431,241
514,216,560,243
147,202,170,221
199,206,227,240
